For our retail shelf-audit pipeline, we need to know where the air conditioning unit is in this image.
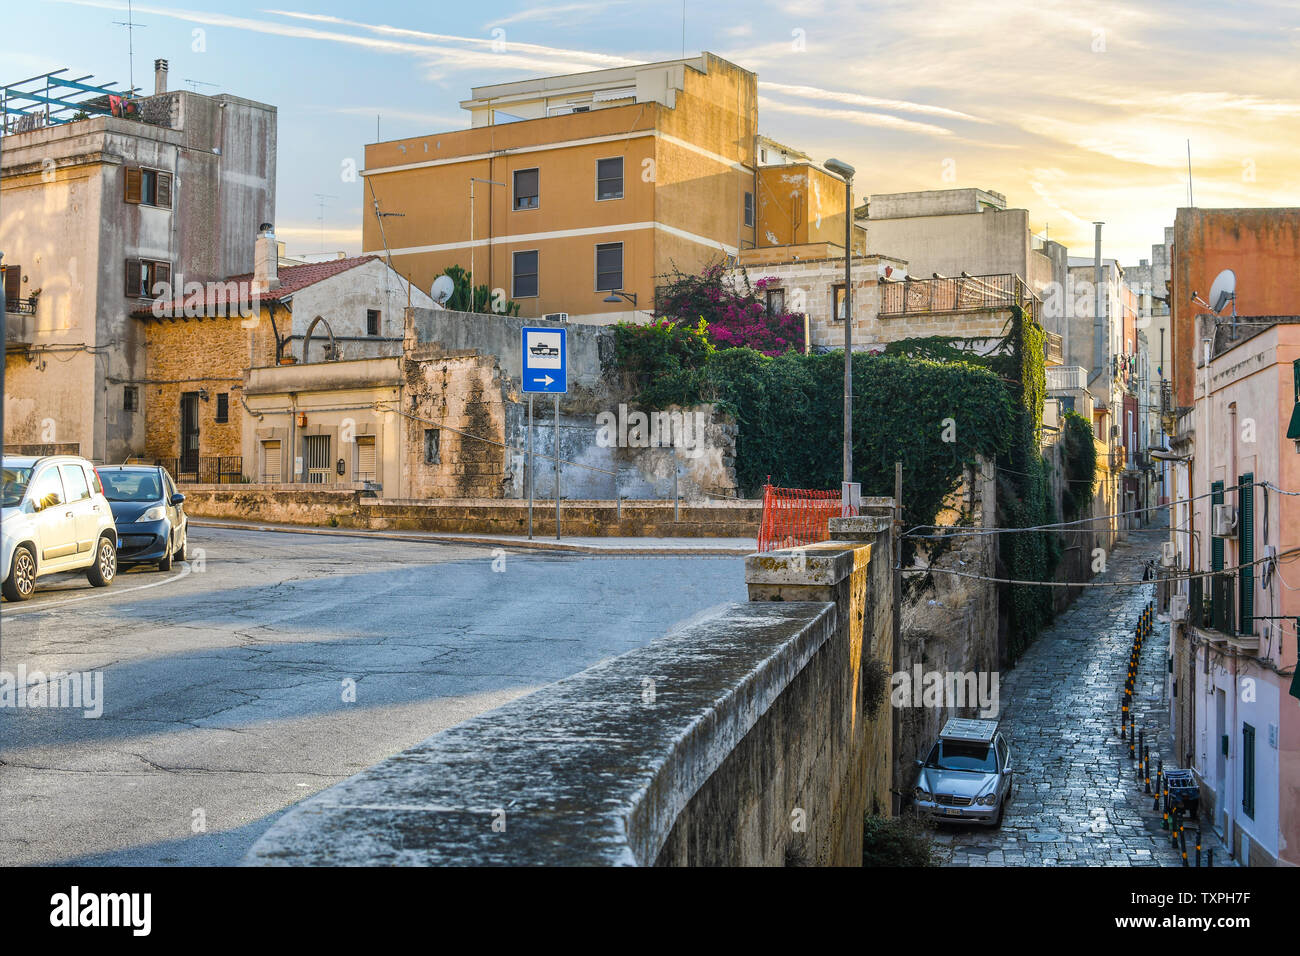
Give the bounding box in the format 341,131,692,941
544,312,568,323
1212,503,1238,538
1169,594,1188,622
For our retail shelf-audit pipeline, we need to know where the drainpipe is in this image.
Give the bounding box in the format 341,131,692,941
1092,222,1104,385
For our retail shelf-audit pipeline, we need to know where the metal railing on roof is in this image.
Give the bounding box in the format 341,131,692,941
879,272,1041,325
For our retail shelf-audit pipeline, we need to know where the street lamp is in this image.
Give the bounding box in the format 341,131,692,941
603,290,637,308
824,157,855,485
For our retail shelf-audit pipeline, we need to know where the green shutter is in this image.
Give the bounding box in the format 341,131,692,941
1239,473,1254,634
1289,359,1300,440
1242,722,1256,820
1211,481,1224,572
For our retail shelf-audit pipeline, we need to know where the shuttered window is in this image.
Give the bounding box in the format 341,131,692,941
357,436,376,479
1211,480,1224,572
2,264,20,302
512,250,539,299
262,440,281,483
124,167,143,204
154,171,173,208
1242,722,1256,819
126,259,172,298
595,242,623,292
596,157,623,201
1239,472,1254,633
513,168,539,210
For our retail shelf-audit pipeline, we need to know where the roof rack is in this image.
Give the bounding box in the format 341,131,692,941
938,717,998,743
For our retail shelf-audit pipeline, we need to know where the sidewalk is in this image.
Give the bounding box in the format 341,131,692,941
189,517,757,556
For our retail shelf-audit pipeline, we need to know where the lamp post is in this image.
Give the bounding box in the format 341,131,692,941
825,158,855,484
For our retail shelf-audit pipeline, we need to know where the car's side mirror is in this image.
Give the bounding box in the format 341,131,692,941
1002,767,1014,775
915,759,924,768
170,493,185,506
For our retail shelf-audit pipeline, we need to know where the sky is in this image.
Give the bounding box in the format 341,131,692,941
8,0,1300,265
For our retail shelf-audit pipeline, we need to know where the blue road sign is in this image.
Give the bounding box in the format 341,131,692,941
521,326,567,394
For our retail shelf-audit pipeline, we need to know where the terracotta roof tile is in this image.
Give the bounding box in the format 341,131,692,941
132,255,379,318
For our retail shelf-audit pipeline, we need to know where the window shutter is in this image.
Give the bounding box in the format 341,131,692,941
358,437,376,476
124,167,143,204
262,441,281,482
155,171,173,209
3,264,20,303
152,261,171,297
125,259,142,297
1239,473,1254,633
1211,481,1224,572
1242,723,1256,819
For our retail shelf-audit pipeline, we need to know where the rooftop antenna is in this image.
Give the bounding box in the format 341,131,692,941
183,79,219,93
112,0,147,96
1186,139,1194,207
313,193,338,253
681,0,686,59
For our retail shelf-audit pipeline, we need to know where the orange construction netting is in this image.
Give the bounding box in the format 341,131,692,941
757,484,857,552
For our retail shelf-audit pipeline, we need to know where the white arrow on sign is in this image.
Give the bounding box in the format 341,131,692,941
534,374,554,386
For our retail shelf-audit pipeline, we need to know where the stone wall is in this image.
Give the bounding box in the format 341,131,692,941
242,511,896,866
179,486,761,537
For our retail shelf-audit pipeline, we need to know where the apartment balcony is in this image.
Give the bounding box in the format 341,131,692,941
1046,365,1086,391
878,273,1041,324
4,300,36,349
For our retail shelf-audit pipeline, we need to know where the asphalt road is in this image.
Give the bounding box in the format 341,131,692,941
0,526,746,865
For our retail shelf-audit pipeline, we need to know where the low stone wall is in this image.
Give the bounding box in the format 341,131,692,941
178,486,761,538
243,512,895,866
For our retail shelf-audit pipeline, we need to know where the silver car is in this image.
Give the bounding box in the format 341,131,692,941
912,718,1014,827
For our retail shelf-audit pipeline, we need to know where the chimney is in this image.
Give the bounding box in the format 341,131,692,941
154,59,169,96
253,223,280,293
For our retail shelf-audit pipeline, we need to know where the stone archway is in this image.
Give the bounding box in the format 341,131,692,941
302,315,337,363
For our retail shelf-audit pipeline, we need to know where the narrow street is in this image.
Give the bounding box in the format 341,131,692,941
938,528,1232,867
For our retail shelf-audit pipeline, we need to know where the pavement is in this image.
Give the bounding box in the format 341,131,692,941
0,524,748,866
189,517,758,556
935,527,1233,867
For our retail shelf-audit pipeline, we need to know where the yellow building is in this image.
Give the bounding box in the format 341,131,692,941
361,53,772,324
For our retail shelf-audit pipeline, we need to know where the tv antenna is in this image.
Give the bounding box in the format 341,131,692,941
313,193,338,253
112,0,147,96
184,79,219,93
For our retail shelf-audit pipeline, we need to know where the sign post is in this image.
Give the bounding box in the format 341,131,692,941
521,326,568,540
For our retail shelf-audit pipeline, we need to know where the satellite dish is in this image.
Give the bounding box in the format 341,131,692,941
430,274,455,307
1208,269,1236,314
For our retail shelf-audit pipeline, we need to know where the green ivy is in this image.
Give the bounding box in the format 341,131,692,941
1061,411,1098,519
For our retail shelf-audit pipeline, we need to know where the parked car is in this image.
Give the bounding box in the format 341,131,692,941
912,718,1014,826
1,455,119,601
96,465,188,570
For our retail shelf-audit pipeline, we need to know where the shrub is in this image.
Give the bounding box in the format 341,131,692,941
862,813,943,867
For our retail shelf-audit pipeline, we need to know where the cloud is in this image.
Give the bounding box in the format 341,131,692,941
760,81,990,125
484,2,632,29
757,95,956,138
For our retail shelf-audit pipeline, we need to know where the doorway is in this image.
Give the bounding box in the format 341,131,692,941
180,392,200,475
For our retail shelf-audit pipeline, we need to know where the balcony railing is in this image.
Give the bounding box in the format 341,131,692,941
1046,365,1087,391
879,273,1041,325
4,296,37,315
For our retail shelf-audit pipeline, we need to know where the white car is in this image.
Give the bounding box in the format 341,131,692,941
1,455,119,601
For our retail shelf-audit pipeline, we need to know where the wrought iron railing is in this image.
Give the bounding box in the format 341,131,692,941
878,273,1041,325
156,456,243,484
4,296,37,315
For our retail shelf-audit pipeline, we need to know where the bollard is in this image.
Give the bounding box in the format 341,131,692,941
1207,848,1214,868
1144,747,1152,794
1180,822,1188,866
1196,828,1202,867
1129,719,1135,759
1138,730,1146,779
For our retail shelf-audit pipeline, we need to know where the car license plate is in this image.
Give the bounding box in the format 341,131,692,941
944,808,962,816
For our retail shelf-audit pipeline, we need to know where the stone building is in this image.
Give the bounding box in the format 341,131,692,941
134,236,431,481
1,60,276,462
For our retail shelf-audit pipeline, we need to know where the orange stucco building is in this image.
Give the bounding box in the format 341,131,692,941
361,53,855,325
1171,208,1300,410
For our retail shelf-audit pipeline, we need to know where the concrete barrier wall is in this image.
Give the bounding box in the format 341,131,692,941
177,486,761,537
243,512,895,866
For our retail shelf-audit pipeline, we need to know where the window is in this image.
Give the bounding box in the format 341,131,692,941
1242,722,1256,819
3,263,21,303
596,157,624,201
123,386,138,412
512,250,539,299
513,168,539,210
29,467,65,512
367,309,381,336
215,392,229,424
124,166,173,208
595,242,623,292
356,436,377,481
424,428,441,465
60,464,91,501
1239,472,1254,631
764,287,785,317
261,440,282,483
744,191,754,228
126,258,172,298
832,283,847,321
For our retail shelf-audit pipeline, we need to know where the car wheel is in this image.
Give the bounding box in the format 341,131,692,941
86,535,117,587
158,534,173,571
175,526,186,563
3,545,37,601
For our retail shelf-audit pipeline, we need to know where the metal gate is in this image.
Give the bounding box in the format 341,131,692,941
303,435,331,484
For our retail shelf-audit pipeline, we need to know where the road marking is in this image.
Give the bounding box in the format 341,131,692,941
1,562,193,613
